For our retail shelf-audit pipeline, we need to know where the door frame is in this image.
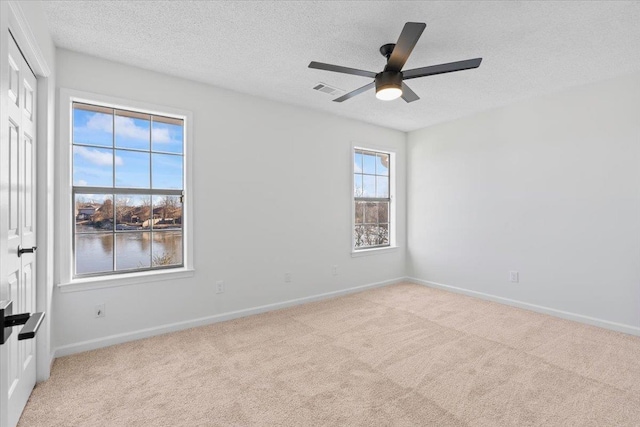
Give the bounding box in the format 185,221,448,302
0,0,54,385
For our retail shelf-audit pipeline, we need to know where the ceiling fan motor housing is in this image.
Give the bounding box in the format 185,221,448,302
375,71,403,92
379,43,396,59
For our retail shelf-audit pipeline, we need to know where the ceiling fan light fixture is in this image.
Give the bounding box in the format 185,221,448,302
376,86,402,101
375,71,403,101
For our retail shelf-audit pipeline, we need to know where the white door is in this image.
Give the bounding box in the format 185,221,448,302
0,33,38,427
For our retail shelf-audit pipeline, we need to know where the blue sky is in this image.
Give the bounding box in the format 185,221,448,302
354,151,389,197
73,108,183,189
76,193,111,206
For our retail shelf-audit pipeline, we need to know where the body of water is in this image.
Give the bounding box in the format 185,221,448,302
75,228,182,275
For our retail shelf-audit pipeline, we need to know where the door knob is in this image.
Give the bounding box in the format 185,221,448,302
0,300,45,345
17,246,37,257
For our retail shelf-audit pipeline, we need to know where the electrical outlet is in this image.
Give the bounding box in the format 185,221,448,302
509,271,519,283
284,272,292,283
95,304,106,318
331,265,338,276
216,280,225,294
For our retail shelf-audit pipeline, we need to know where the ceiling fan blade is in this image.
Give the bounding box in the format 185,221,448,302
385,22,426,72
401,82,420,103
309,61,377,78
403,58,482,80
333,82,375,102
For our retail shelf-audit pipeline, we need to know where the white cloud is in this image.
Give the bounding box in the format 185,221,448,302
78,111,180,145
85,112,112,132
115,116,149,141
75,146,123,166
152,127,173,144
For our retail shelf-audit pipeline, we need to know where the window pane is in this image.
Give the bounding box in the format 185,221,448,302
355,202,364,224
354,225,366,248
375,224,389,246
376,153,389,176
354,224,389,248
153,231,182,266
115,150,150,188
376,176,389,198
363,153,376,174
365,225,378,246
115,113,150,150
378,202,389,223
75,233,113,275
73,107,113,147
152,120,183,154
73,146,113,187
75,194,113,232
362,175,375,197
152,153,183,189
354,151,363,173
354,174,363,197
116,195,150,229
116,232,151,270
87,195,114,230
152,195,183,230
365,202,377,224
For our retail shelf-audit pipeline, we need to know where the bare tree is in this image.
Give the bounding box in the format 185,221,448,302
160,195,175,219
97,198,113,222
116,196,130,224
157,195,181,224
140,197,151,222
354,225,366,248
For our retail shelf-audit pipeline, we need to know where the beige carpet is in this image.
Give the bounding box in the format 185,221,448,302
19,283,640,426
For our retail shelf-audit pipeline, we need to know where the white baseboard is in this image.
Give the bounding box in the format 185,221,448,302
53,277,407,358
409,277,640,337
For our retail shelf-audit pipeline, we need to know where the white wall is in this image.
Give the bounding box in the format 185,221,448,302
407,73,640,332
53,49,407,353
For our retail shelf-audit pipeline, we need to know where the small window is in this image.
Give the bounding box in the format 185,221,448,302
72,102,185,277
353,148,393,250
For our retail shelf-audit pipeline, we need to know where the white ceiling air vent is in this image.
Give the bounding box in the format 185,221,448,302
313,82,344,97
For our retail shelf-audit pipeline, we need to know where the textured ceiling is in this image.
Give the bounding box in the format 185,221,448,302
42,1,640,132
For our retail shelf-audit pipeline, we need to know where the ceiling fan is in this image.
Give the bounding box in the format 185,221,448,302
309,22,482,103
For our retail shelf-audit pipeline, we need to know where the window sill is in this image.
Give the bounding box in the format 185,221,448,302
351,246,398,257
57,268,195,293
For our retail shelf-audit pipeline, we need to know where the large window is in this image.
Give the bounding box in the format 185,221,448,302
353,148,392,250
72,102,184,277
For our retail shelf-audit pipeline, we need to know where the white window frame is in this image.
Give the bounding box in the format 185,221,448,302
351,142,397,256
56,88,194,291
